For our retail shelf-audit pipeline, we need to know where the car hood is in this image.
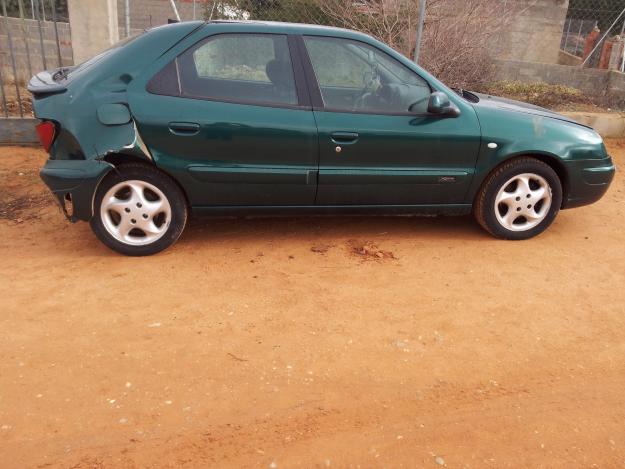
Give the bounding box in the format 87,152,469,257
470,92,591,129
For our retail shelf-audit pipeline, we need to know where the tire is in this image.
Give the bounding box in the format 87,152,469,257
474,157,563,240
90,163,188,256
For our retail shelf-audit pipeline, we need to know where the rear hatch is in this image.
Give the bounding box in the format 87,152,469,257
29,21,205,161
28,33,146,97
28,21,204,99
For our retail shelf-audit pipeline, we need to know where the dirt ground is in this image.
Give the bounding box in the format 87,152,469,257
1,142,624,469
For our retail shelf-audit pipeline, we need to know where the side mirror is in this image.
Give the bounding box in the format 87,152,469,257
427,91,460,117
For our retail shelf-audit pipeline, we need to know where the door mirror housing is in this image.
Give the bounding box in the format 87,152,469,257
426,91,460,117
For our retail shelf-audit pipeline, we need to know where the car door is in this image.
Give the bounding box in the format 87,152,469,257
128,33,318,207
300,35,481,206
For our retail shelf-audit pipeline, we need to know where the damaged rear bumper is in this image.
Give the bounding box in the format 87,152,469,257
40,159,113,222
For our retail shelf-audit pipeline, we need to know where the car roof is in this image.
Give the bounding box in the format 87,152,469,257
203,19,371,40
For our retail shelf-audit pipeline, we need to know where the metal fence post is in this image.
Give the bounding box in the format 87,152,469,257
577,20,583,56
18,0,34,79
124,0,130,37
581,6,625,67
51,0,63,67
169,0,180,21
34,0,48,70
414,0,426,63
564,17,571,53
0,66,9,118
1,0,25,117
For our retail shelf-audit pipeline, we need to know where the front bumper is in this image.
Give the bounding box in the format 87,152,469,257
40,159,113,221
562,157,616,209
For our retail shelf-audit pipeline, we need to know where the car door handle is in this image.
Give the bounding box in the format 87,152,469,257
169,122,200,136
331,132,359,144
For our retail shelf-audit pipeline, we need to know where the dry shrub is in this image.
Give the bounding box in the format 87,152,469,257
477,81,593,108
315,0,419,55
315,0,516,89
593,92,625,112
1,81,33,117
419,0,517,89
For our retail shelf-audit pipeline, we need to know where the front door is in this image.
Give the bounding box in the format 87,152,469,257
301,35,481,206
129,33,318,207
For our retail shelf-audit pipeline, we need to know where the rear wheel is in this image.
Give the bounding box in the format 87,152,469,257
474,157,563,240
90,163,187,256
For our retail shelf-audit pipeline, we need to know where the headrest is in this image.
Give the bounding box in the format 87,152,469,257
266,59,292,87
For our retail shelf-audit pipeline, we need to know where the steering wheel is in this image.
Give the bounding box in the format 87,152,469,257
352,91,371,111
352,68,382,111
408,95,430,113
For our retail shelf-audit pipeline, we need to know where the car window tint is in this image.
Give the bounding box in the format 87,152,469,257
304,36,431,114
178,34,298,106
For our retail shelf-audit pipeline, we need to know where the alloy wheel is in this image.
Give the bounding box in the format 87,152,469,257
494,173,552,232
100,180,172,246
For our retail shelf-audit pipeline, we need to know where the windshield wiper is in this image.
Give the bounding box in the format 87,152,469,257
53,67,73,82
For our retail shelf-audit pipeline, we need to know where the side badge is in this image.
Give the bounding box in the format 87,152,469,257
438,176,457,183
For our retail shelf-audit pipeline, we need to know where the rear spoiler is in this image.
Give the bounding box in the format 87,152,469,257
28,69,69,95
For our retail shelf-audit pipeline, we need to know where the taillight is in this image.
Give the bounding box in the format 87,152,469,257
36,121,56,152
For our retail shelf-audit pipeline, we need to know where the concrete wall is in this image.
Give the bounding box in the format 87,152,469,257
558,49,582,66
493,59,625,96
114,0,571,65
562,112,625,138
117,0,206,33
68,0,119,64
495,0,569,64
0,118,38,145
0,16,73,83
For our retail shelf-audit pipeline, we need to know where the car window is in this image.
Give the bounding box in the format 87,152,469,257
304,36,431,114
177,34,298,106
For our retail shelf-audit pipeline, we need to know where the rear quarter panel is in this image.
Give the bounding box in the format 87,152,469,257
32,21,204,161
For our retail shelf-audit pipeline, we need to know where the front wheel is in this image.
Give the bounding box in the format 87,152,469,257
90,163,188,256
474,157,563,240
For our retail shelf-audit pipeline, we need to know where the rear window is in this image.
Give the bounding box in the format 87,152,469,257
58,33,144,82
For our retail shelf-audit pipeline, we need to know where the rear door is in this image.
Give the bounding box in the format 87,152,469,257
128,33,318,207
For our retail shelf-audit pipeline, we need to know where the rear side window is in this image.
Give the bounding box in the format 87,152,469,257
176,34,298,106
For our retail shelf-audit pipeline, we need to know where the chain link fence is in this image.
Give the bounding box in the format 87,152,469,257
561,0,625,68
122,0,514,89
3,0,625,119
0,0,70,117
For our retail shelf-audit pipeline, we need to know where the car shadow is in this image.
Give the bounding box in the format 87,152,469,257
63,214,486,259
179,214,484,245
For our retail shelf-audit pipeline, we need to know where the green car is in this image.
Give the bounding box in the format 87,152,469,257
29,20,615,256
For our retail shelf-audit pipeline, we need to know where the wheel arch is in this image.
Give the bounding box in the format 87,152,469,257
94,152,191,213
525,153,569,206
475,152,569,208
